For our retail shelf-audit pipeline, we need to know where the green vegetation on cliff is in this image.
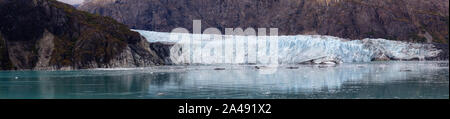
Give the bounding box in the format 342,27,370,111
0,0,161,70
46,1,136,68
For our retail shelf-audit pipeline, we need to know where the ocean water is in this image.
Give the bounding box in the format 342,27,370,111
0,61,448,99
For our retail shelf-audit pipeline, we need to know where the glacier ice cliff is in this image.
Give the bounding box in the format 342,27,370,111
134,30,444,65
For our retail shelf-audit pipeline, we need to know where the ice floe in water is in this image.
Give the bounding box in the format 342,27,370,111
133,29,441,65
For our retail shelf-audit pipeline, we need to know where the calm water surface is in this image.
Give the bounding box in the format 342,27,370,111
0,61,448,99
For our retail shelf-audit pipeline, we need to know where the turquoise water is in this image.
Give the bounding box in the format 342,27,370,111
0,61,448,99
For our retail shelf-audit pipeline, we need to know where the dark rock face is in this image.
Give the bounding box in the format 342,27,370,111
0,0,164,70
149,42,174,64
79,0,449,44
428,43,449,61
0,33,15,70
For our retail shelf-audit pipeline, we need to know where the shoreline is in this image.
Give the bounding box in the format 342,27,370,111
1,60,448,71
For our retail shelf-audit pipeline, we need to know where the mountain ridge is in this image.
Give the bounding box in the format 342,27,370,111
0,0,164,70
79,0,449,44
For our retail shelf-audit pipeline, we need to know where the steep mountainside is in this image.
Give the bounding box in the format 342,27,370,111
79,0,449,44
0,0,164,70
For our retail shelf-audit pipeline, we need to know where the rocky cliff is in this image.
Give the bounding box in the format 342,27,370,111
0,0,164,70
79,0,449,44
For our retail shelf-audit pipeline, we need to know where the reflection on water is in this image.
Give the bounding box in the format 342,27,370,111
0,61,448,99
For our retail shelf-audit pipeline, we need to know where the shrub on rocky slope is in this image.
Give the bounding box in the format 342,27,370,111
0,0,164,70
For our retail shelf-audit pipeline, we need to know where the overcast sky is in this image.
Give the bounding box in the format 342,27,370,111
57,0,84,5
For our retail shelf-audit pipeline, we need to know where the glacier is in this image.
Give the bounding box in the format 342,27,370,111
133,29,442,65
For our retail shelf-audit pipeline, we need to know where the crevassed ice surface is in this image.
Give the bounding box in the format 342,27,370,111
133,29,441,64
